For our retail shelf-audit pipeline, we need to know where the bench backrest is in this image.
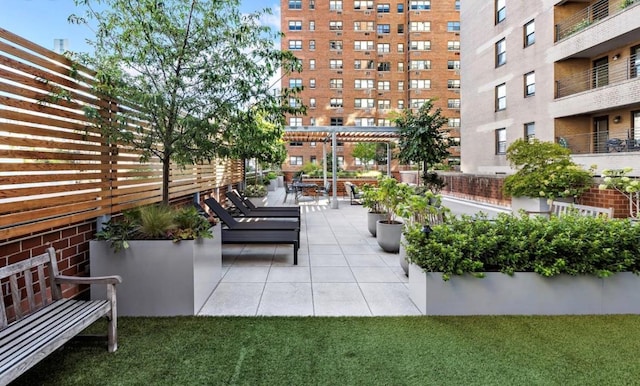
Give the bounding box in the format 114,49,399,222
550,201,613,218
0,247,62,328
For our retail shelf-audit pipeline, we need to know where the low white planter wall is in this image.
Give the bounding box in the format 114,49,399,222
409,263,640,315
90,226,222,316
248,196,267,207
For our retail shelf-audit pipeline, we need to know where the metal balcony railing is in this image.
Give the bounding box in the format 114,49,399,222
555,0,638,41
556,55,639,98
557,127,640,155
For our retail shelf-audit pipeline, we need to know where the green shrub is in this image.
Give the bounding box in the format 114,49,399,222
243,184,267,197
406,213,640,280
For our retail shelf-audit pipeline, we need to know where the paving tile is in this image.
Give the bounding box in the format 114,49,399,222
359,283,421,316
351,267,402,283
221,266,270,283
340,244,379,254
312,283,371,316
345,253,388,267
311,266,356,283
267,266,311,282
309,254,349,267
308,244,343,255
257,283,313,316
199,282,263,316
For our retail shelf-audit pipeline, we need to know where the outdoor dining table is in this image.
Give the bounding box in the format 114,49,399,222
292,182,318,202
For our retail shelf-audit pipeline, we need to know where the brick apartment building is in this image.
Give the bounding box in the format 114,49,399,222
280,0,461,176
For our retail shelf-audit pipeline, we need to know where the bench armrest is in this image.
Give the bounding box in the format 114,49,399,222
55,275,122,286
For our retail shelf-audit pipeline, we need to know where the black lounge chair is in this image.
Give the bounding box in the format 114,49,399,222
203,198,301,264
226,190,300,217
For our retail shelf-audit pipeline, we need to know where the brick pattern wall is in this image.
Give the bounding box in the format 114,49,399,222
578,186,630,218
440,173,510,207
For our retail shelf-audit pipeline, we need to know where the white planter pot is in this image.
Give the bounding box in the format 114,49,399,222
367,212,388,237
277,176,284,187
248,196,267,207
409,263,640,316
267,180,277,191
376,220,403,253
511,196,572,217
399,233,409,276
90,226,222,316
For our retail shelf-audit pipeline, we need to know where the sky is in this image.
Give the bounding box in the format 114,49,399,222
0,0,281,53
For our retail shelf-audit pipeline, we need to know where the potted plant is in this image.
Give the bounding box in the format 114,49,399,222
503,139,595,215
375,176,412,253
361,184,386,237
243,184,268,207
90,204,221,316
599,167,640,219
265,171,278,192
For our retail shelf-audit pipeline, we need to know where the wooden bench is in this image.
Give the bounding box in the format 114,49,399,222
0,247,121,385
550,201,613,218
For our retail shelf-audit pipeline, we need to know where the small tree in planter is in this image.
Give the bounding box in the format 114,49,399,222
375,176,413,253
352,143,377,171
361,184,386,237
599,167,640,219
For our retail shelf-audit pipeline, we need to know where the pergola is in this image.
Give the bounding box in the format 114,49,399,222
283,126,400,208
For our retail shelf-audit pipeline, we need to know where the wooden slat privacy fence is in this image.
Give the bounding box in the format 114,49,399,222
0,28,243,242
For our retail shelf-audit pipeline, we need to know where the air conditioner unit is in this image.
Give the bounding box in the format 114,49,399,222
364,32,370,36
364,11,371,15
365,108,372,113
378,15,383,18
364,51,370,55
337,90,343,94
415,71,420,75
337,11,342,15
337,32,342,36
337,70,343,74
414,90,421,95
377,54,383,57
365,71,371,75
414,11,420,15
337,51,342,55
378,35,384,39
378,92,383,96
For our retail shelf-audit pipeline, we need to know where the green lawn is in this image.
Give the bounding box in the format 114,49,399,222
13,315,640,385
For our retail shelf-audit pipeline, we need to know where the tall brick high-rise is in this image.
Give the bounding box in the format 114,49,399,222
280,0,461,175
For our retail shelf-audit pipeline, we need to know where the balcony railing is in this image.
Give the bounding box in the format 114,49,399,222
556,55,639,98
555,0,638,41
558,127,640,155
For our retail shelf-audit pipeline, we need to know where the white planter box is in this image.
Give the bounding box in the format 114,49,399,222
267,180,277,191
248,196,267,207
277,176,284,187
511,196,550,215
90,226,222,316
409,263,640,315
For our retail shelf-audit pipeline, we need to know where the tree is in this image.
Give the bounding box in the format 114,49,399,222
393,100,452,190
70,0,303,203
351,143,377,170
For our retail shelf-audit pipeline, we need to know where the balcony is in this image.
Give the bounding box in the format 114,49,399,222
556,55,639,98
555,0,639,41
558,126,640,155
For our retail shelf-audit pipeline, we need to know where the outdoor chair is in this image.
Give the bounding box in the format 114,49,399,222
228,190,299,212
314,182,331,203
225,191,300,218
283,183,297,204
344,182,363,205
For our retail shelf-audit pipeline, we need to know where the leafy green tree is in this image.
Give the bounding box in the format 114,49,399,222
393,99,452,189
351,143,377,170
70,0,303,203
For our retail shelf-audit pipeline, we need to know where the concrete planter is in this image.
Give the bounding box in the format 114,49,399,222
511,197,572,216
376,220,403,253
90,226,222,316
399,233,409,276
409,263,640,315
248,196,267,207
267,179,277,191
367,211,388,237
277,175,284,187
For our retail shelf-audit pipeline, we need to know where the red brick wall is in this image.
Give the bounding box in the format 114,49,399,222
578,186,629,218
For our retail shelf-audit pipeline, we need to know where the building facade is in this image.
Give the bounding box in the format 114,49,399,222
460,0,640,176
280,0,461,174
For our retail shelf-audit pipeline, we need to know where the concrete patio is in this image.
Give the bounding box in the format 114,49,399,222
199,187,509,316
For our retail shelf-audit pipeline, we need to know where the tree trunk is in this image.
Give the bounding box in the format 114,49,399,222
162,158,170,204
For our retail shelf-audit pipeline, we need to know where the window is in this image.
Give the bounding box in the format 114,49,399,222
397,24,404,33
397,62,404,72
354,1,374,9
310,142,317,147
448,60,460,70
397,3,404,12
289,0,302,10
410,1,431,10
524,72,535,97
310,117,316,126
496,128,506,155
525,122,536,141
355,41,374,50
289,40,302,50
288,97,299,108
310,0,315,9
330,79,343,88
448,118,461,128
329,21,343,30
378,100,391,110
309,21,315,30
337,156,344,168
377,118,391,126
330,59,343,69
377,3,390,13
398,99,404,109
398,81,404,90
355,79,374,89
397,43,404,52
447,41,460,51
290,117,302,126
309,98,316,108
309,40,316,50
288,21,302,31
377,24,391,34
330,117,343,126
355,117,375,126
330,1,342,10
354,21,374,31
289,78,302,88
448,79,461,90
410,22,430,32
330,98,343,108
496,0,506,24
330,40,343,50
448,98,461,109
290,156,303,166
410,79,431,89
495,83,506,111
310,156,317,164
410,60,431,70
377,62,390,71
495,38,506,67
289,141,303,147
355,158,375,166
411,99,426,108
378,80,391,90
310,79,316,88
309,59,316,70
455,0,460,10
377,43,391,53
410,41,431,51
524,20,535,47
447,21,460,32
354,98,375,108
